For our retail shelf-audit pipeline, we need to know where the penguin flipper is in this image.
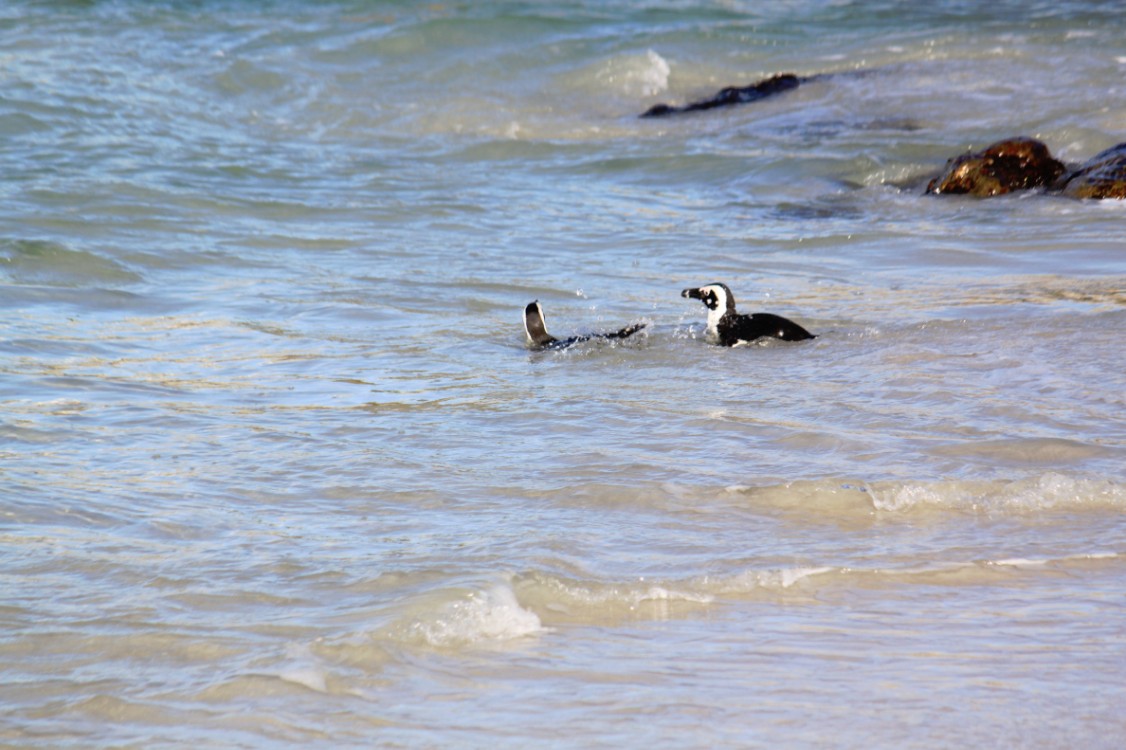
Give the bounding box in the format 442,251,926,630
602,321,647,340
524,301,559,348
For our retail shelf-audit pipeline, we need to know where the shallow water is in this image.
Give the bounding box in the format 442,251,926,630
2,1,1125,747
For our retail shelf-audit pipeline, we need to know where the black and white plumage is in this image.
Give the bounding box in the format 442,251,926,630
681,283,815,346
523,300,646,350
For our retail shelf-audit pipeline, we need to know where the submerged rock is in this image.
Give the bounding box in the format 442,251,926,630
640,73,806,118
1055,143,1126,199
925,137,1066,197
638,64,1126,202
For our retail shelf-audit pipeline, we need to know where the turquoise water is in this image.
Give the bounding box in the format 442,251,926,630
2,2,1125,747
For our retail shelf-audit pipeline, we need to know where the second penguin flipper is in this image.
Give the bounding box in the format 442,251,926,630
523,300,647,350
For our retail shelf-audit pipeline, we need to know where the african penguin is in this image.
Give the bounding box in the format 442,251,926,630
523,300,646,350
682,283,815,346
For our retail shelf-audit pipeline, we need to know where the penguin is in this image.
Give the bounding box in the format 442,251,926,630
681,283,815,346
641,73,807,118
523,300,646,350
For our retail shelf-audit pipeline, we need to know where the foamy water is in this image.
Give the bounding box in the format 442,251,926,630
2,1,1125,747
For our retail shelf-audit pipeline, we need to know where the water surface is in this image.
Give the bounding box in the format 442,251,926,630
2,1,1125,747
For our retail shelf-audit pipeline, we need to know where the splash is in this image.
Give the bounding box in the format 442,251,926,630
402,583,544,648
597,49,671,98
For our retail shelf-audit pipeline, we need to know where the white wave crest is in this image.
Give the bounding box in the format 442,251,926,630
274,643,329,693
525,574,713,610
868,473,1126,513
703,566,835,595
403,584,543,648
516,567,834,624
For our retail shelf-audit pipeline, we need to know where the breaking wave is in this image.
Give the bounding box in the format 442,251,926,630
393,582,545,648
512,550,1123,627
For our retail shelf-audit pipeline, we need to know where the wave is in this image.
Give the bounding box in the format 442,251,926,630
506,473,1126,520
280,544,1122,676
0,238,141,288
508,547,1123,628
390,582,545,648
345,568,836,650
513,570,718,625
542,552,1121,620
730,473,1126,516
865,473,1125,513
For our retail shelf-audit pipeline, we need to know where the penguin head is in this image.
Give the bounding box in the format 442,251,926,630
523,300,558,348
682,283,736,338
682,283,735,313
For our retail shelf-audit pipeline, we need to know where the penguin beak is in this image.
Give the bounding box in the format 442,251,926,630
682,288,702,300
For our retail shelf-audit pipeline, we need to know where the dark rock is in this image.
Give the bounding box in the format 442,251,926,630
641,73,806,118
1055,143,1126,199
926,137,1066,197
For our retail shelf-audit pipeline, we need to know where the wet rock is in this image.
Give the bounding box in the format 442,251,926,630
1055,143,1126,199
926,137,1066,197
641,73,806,118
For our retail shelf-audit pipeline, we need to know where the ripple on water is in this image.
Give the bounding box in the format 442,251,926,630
0,239,142,287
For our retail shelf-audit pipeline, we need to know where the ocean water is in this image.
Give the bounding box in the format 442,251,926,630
2,1,1125,747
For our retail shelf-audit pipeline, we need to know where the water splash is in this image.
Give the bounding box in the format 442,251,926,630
596,49,671,98
400,583,544,648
